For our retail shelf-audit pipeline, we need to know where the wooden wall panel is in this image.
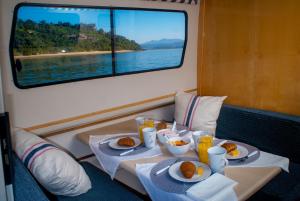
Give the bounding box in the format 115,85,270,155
198,0,300,116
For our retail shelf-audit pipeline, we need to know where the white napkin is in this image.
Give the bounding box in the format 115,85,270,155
186,173,238,201
89,134,162,179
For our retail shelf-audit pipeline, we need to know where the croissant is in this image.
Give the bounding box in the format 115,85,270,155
180,161,196,179
156,121,167,131
117,137,135,147
221,143,237,153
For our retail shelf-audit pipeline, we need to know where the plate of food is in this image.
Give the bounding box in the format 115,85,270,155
108,136,141,150
221,142,249,160
168,161,211,183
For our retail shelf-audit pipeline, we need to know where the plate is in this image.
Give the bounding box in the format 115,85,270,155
168,161,211,183
226,145,249,160
108,137,141,150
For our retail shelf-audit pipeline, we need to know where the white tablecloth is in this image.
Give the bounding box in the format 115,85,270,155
229,151,290,172
89,134,162,179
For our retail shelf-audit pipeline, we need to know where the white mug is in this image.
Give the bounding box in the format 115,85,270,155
142,127,157,148
208,146,229,173
192,130,211,150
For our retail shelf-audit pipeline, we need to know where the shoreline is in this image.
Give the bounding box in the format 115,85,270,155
14,50,135,60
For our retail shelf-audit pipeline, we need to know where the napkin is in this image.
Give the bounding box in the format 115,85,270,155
186,173,238,201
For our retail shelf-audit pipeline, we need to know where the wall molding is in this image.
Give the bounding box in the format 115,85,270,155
40,102,173,138
25,88,197,135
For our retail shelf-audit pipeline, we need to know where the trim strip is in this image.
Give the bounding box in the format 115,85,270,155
26,88,197,132
40,102,173,138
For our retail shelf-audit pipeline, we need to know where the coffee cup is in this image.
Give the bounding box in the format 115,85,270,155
208,146,228,173
142,127,157,148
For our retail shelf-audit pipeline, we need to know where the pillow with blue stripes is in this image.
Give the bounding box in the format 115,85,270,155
12,130,91,196
174,92,227,134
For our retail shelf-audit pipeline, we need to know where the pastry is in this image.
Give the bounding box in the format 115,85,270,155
156,121,167,131
221,143,237,153
180,161,196,178
170,140,188,146
117,137,135,147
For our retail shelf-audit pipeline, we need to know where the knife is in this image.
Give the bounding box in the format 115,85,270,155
155,158,180,175
239,150,258,162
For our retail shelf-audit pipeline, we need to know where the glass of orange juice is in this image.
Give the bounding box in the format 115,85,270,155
198,134,213,164
135,117,145,143
143,118,155,127
135,117,155,143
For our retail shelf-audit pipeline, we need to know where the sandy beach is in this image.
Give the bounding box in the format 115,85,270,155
14,50,135,60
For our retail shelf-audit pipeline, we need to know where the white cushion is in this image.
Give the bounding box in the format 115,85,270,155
174,92,227,133
12,130,91,196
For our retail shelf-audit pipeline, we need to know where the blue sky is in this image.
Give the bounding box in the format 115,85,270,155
114,10,185,43
18,6,185,44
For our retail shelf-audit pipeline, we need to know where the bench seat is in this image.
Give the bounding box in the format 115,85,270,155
216,105,300,201
13,154,143,201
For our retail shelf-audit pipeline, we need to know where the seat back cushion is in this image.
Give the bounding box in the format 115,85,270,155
12,130,91,196
175,92,227,133
216,105,300,163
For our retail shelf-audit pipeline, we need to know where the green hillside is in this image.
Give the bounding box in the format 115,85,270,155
13,19,142,56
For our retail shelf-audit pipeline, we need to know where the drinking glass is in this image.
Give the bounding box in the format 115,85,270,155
198,134,213,164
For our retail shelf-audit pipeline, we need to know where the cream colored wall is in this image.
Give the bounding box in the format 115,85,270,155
0,0,199,128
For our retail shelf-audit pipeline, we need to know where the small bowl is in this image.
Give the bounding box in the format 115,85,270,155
166,137,191,156
157,129,177,144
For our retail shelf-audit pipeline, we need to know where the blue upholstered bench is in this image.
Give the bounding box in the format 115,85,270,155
216,105,300,201
12,153,143,201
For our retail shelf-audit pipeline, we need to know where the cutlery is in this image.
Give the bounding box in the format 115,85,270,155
171,121,177,132
178,129,188,134
99,139,113,144
155,158,180,175
119,148,135,156
238,151,258,163
119,146,143,156
217,140,228,147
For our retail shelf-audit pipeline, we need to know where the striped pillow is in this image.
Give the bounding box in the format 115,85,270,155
175,92,227,133
12,130,91,196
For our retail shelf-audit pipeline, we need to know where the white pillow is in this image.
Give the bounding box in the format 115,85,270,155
12,130,91,196
174,92,227,133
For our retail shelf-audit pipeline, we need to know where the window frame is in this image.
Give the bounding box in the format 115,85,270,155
9,3,188,89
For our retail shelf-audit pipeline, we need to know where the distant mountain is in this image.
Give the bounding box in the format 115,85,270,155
140,39,184,50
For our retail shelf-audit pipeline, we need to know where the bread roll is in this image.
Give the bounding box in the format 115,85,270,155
156,121,167,131
180,161,196,179
117,137,135,147
221,143,237,153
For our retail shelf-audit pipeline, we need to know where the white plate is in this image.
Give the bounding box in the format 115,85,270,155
168,161,211,183
108,137,141,150
226,145,249,160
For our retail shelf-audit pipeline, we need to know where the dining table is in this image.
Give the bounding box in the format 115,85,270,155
77,119,282,201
